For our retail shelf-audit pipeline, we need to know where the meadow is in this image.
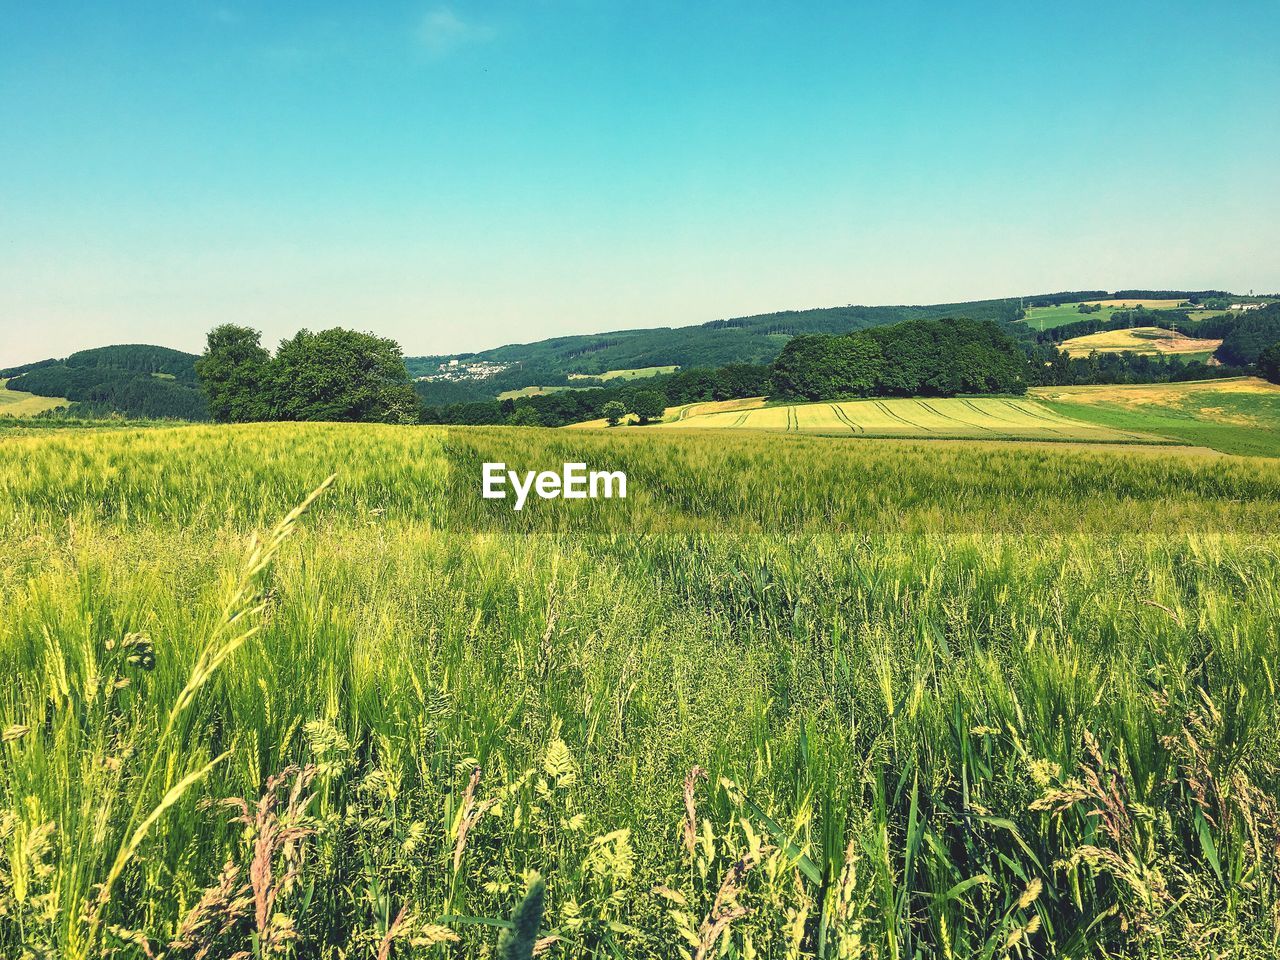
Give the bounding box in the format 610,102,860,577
568,367,680,382
497,385,584,400
2,423,1280,959
0,378,67,417
1035,377,1280,457
500,368,679,400
1021,304,1126,331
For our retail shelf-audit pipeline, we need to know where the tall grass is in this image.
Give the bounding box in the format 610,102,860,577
2,424,1278,957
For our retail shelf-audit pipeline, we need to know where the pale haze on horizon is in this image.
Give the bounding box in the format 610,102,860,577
2,1,1279,367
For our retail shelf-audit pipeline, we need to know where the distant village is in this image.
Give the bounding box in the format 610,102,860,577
416,358,513,383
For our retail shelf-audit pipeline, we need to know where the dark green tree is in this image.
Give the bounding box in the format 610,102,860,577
630,390,667,424
1257,341,1280,384
195,325,271,422
265,328,419,423
601,400,626,425
1215,305,1280,366
508,405,543,426
769,334,884,400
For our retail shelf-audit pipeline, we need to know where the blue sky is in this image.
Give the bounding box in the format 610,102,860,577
2,1,1278,364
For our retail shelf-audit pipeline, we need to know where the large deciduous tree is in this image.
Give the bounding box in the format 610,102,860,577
630,390,667,424
266,328,420,423
195,324,271,422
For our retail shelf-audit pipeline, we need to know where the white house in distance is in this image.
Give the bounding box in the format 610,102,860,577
1230,302,1265,311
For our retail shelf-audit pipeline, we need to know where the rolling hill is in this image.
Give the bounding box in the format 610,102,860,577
1,344,207,420
405,297,1029,379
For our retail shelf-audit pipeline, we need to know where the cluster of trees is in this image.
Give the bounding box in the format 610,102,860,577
1215,304,1280,366
602,392,665,424
197,326,418,423
1028,348,1250,387
1258,343,1280,384
771,319,1029,401
4,345,208,420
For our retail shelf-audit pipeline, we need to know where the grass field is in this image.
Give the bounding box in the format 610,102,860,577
496,384,584,400
1022,301,1195,332
567,397,767,429
1058,326,1222,358
5,424,1280,957
0,378,66,416
501,368,679,399
568,365,678,382
1034,377,1280,457
1023,303,1124,330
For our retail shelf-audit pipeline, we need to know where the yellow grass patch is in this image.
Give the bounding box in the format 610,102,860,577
0,379,67,416
648,396,1156,443
1031,377,1280,407
567,366,679,381
1059,326,1221,358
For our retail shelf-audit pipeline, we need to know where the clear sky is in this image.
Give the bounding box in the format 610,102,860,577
2,1,1278,365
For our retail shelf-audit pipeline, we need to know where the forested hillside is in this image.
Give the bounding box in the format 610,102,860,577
2,344,207,420
405,297,1026,378
405,290,1237,388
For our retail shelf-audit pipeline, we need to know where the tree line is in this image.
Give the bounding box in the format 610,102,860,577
771,318,1030,400
19,304,1273,426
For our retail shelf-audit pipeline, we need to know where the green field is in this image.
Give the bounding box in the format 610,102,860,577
568,365,679,381
3,424,1279,958
1021,301,1199,332
1034,377,1280,457
1023,303,1127,330
496,384,585,400
0,378,66,416
652,395,1163,443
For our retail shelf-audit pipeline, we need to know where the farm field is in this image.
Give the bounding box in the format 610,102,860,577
1058,325,1221,358
4,423,1279,958
0,378,66,416
647,395,1160,443
1034,376,1280,457
1021,300,1204,332
1023,302,1127,330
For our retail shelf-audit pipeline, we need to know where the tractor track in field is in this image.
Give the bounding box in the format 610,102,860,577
829,404,863,433
875,400,931,431
916,399,1000,435
962,398,1018,424
999,400,1071,436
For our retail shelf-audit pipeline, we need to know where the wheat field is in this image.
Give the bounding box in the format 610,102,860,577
2,423,1279,959
649,396,1158,442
